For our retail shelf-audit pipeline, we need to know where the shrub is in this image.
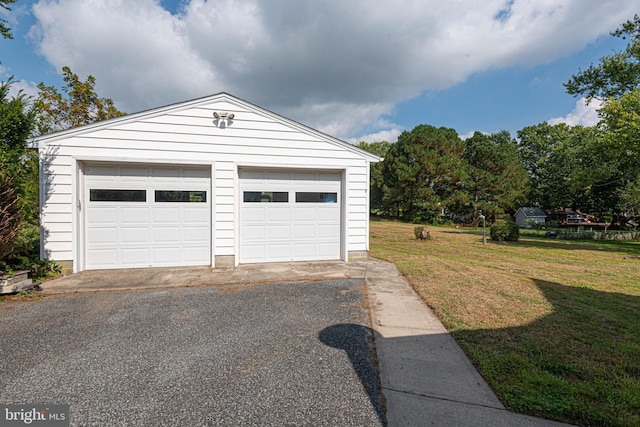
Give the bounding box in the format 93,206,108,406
490,219,519,242
0,165,23,261
413,225,431,240
31,259,62,280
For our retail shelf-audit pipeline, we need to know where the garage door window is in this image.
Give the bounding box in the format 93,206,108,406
243,191,289,203
295,192,338,203
89,189,146,202
155,190,207,202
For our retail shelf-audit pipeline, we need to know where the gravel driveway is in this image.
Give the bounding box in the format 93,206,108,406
0,279,383,426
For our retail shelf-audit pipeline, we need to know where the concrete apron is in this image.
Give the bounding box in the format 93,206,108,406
41,261,367,294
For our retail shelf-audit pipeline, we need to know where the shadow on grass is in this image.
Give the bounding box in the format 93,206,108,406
510,236,640,256
440,228,640,256
453,278,640,426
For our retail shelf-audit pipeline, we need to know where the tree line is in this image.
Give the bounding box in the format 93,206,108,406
358,16,640,228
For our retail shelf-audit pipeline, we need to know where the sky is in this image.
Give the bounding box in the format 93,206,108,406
1,0,639,143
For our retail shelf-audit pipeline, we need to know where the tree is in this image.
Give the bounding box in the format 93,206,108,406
35,66,126,135
462,131,529,222
565,15,640,102
563,15,640,225
0,78,35,261
517,123,601,213
381,125,466,223
1,0,17,39
356,140,392,215
597,88,640,223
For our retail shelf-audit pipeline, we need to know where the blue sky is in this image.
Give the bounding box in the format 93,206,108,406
1,0,637,142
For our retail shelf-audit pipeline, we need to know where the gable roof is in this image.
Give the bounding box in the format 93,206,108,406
32,92,380,163
516,207,547,218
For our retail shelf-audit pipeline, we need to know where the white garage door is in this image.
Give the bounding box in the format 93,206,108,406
239,169,341,263
84,164,210,270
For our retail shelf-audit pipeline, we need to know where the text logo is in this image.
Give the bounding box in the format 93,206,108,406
1,405,69,426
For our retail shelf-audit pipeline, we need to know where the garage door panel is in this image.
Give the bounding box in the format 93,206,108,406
152,167,181,181
292,243,316,258
318,242,340,257
86,165,118,179
183,227,210,242
318,224,340,236
266,243,292,259
242,207,266,222
119,207,149,224
292,207,317,222
152,227,180,243
242,224,266,240
267,207,291,221
87,207,118,223
241,244,266,262
293,172,315,182
267,171,291,182
153,208,180,223
239,169,340,263
120,248,149,265
87,227,117,244
86,249,118,266
85,164,210,270
119,227,149,244
241,170,265,181
317,207,340,221
184,247,211,263
183,168,210,180
120,167,149,183
151,247,179,263
267,224,291,240
293,225,316,239
183,207,210,223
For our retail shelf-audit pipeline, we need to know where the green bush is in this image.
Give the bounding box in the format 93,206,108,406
1,223,62,280
12,223,40,260
490,219,520,242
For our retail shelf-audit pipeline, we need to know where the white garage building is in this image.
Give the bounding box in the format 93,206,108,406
36,93,379,273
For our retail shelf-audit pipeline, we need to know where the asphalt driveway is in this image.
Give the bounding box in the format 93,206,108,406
0,279,383,426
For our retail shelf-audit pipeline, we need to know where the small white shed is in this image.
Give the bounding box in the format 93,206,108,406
514,207,547,228
35,93,379,272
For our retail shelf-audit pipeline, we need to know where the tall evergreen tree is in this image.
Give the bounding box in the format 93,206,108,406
462,131,529,221
381,124,465,223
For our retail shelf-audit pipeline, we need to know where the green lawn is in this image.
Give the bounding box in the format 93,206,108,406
369,220,640,427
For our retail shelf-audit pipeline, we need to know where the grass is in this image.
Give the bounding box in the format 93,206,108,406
0,290,45,302
369,220,640,427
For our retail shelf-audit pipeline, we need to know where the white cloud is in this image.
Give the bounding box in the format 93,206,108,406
348,127,404,145
7,79,40,100
458,130,489,140
1,67,40,99
26,0,638,139
30,0,221,112
548,97,603,127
